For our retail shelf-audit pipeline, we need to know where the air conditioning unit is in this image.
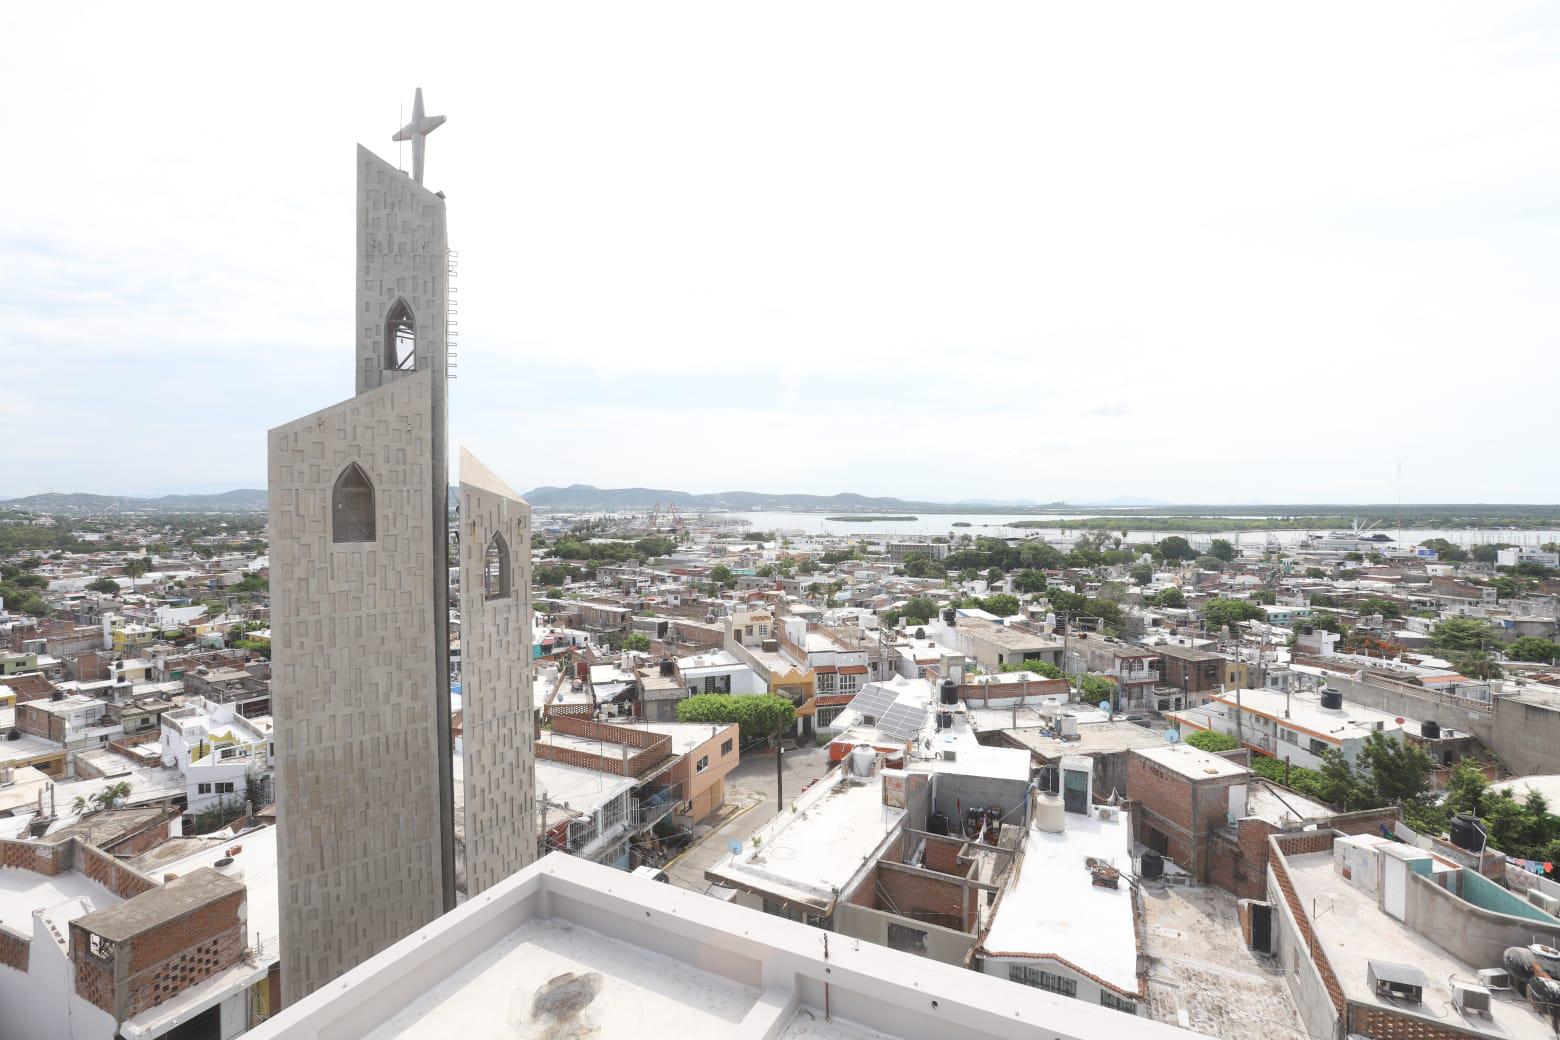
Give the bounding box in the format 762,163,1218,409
1477,968,1511,992
1452,982,1491,1016
1097,806,1119,822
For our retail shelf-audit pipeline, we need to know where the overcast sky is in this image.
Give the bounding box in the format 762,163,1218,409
3,2,1558,504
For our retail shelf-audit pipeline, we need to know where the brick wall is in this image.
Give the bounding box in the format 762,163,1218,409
1268,832,1345,1016
1128,753,1237,882
103,812,176,858
79,844,156,899
1349,1006,1486,1040
874,864,975,933
0,837,63,876
126,924,245,1017
73,941,114,1013
921,836,967,877
0,927,28,973
537,716,672,777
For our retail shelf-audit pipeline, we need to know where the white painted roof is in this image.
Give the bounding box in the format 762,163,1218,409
982,810,1139,994
1134,742,1249,780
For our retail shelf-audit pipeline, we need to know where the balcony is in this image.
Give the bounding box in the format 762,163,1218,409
634,781,682,830
1109,668,1159,684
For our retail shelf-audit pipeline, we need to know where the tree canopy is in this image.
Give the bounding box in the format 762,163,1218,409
1431,617,1495,653
1156,536,1197,562
1185,730,1237,753
1202,598,1265,632
677,694,795,741
1208,539,1236,562
1508,636,1559,663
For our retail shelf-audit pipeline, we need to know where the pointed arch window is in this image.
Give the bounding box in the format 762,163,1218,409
332,463,376,543
484,531,511,599
385,299,416,371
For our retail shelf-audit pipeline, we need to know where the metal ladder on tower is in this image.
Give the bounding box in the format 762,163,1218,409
445,249,460,379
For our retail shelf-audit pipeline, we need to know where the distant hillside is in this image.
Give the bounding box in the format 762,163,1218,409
0,489,269,514
521,484,1053,513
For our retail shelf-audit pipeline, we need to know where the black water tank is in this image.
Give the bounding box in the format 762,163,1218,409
938,711,953,730
1141,850,1164,880
1320,688,1343,710
940,679,958,706
942,608,957,626
1450,812,1485,852
1421,719,1441,739
928,812,949,836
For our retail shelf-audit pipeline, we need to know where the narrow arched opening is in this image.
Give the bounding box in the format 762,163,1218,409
332,463,376,543
484,531,511,599
384,298,416,371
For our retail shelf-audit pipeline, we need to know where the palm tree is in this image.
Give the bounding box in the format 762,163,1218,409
71,795,88,815
88,781,132,812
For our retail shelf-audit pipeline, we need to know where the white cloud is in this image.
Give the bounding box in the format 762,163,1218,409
2,1,1558,501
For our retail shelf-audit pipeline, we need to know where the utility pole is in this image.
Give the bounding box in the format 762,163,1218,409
775,724,784,813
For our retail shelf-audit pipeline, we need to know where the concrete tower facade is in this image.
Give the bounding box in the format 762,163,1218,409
457,449,537,895
268,133,455,1001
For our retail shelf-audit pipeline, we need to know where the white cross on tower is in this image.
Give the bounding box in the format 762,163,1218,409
393,87,446,185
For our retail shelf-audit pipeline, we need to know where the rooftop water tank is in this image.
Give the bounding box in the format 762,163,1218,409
940,679,958,706
1033,791,1066,833
1450,812,1484,852
1320,688,1344,710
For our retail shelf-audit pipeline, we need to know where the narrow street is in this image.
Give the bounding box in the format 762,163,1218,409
664,743,832,894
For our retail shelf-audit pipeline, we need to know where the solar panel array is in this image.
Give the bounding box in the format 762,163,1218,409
846,683,898,720
877,702,930,742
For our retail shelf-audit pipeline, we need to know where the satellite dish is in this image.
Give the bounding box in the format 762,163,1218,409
1099,700,1112,713
1164,729,1181,743
727,839,744,856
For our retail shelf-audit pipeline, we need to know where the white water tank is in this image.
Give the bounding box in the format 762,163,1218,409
850,744,876,777
1057,715,1079,739
1034,791,1066,833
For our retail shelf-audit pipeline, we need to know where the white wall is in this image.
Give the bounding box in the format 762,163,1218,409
0,915,118,1040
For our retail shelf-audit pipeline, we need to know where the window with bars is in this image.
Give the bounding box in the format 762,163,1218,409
1009,964,1077,997
331,463,376,543
1099,991,1137,1015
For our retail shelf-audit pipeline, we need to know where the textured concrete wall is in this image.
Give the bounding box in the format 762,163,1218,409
458,452,537,896
271,145,456,1002
270,373,446,1001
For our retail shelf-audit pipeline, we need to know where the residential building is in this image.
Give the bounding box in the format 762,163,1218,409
1170,686,1412,770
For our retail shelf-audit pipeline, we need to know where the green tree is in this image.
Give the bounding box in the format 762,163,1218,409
1471,543,1511,565
623,633,652,652
1078,673,1118,708
124,557,150,580
1156,536,1196,563
1185,730,1237,753
1419,538,1468,562
1450,650,1502,680
1129,563,1153,586
86,577,120,594
1019,542,1065,570
1304,567,1327,579
1047,589,1089,615
1014,570,1049,594
1208,538,1236,562
1203,598,1265,632
981,593,1020,617
1507,637,1559,663
985,567,1005,585
998,660,1064,679
1357,732,1435,809
676,694,795,742
1354,597,1401,619
899,552,945,579
1431,617,1494,654
709,564,733,586
1150,586,1185,609
634,536,676,558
